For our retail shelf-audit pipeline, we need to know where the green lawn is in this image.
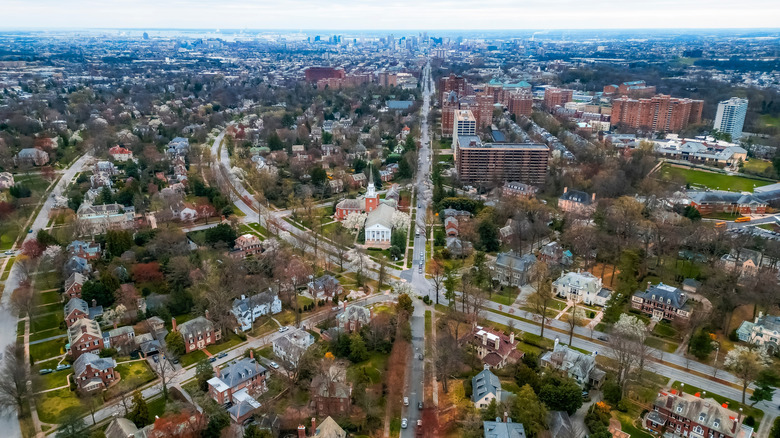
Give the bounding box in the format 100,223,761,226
257,346,273,359
297,295,314,308
0,257,16,280
114,361,156,386
659,164,772,192
179,350,208,368
147,396,167,419
35,388,81,424
347,352,388,385
34,271,62,291
35,303,62,315
30,337,67,362
31,312,63,332
653,321,678,339
742,159,773,175
644,336,678,353
29,327,65,342
490,293,515,306
33,366,70,392
38,291,61,305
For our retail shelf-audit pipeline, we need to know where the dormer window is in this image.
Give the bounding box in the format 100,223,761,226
713,419,720,428
676,405,683,413
698,413,706,422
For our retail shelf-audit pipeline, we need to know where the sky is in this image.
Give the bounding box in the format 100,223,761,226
2,0,780,30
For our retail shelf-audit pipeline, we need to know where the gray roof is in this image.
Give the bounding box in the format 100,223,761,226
336,305,371,325
365,203,395,230
472,368,503,403
559,189,592,204
311,375,351,398
105,418,153,438
483,419,526,438
494,253,536,271
74,352,116,377
64,297,88,317
634,283,689,310
178,316,215,338
548,411,573,438
688,190,766,206
214,358,267,390
541,343,597,383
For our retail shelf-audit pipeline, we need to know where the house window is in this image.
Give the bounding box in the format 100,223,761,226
693,426,703,434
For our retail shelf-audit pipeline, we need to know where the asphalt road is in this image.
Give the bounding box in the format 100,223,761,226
1,154,92,436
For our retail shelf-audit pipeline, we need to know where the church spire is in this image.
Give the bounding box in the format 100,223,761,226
366,163,376,198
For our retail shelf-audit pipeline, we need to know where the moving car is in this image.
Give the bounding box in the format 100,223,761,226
4,250,13,255
418,401,423,409
597,335,609,342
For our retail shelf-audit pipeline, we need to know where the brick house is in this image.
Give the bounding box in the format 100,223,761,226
230,233,264,259
558,187,596,216
336,305,372,333
461,326,523,369
308,275,343,300
64,272,87,299
66,240,101,260
631,283,692,322
688,191,767,216
502,181,538,199
207,352,268,406
68,318,104,360
105,325,136,353
64,297,102,327
73,353,120,392
174,316,221,354
644,389,753,438
444,217,459,237
310,375,352,417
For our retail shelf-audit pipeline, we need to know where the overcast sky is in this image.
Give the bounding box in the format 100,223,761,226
3,0,779,30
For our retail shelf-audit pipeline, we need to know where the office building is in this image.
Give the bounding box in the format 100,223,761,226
452,110,476,161
611,94,703,132
714,97,748,140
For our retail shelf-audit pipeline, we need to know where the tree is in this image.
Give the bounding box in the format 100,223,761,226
105,230,133,258
204,223,237,247
128,391,150,427
21,238,44,259
688,330,714,360
538,376,584,415
430,259,445,304
528,280,554,340
725,346,771,404
510,384,547,438
477,219,500,252
609,314,648,395
331,226,351,272
81,280,114,307
165,331,186,356
397,293,414,318
56,407,87,438
349,333,369,363
196,359,215,392
10,286,35,319
750,369,780,406
566,300,584,346
377,256,388,291
444,267,458,305
0,344,29,415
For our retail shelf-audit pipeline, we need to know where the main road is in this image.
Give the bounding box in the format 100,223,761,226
1,154,92,436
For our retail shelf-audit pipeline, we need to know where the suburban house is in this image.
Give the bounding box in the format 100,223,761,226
73,353,120,392
208,353,267,421
105,417,154,438
558,187,596,216
173,316,221,354
492,252,537,287
68,318,105,360
0,172,14,190
231,292,283,331
552,271,612,307
631,283,692,322
308,275,343,299
540,339,606,388
336,305,372,333
472,365,512,408
462,326,523,369
66,240,101,260
538,241,572,266
105,325,136,353
445,216,459,237
310,375,352,417
364,203,395,249
272,328,315,367
688,190,767,216
231,234,264,258
502,181,538,199
15,148,49,166
482,416,527,438
64,272,87,299
298,416,347,438
64,255,92,277
64,297,102,327
108,145,134,161
719,248,776,277
76,203,135,235
644,388,753,438
737,313,780,354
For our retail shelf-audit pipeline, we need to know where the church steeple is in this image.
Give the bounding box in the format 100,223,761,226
365,164,379,212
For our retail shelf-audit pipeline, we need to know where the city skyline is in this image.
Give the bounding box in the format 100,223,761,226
3,0,780,30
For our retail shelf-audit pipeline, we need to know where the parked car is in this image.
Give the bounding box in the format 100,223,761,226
418,401,423,409
39,369,54,375
217,352,228,359
152,355,159,363
208,357,217,363
401,418,408,429
278,326,289,333
56,364,71,371
4,250,13,255
597,335,609,342
403,397,409,406
269,362,280,369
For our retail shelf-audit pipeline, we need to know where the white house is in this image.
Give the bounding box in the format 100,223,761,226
364,203,394,249
552,271,612,307
737,313,780,354
272,328,315,367
231,292,283,331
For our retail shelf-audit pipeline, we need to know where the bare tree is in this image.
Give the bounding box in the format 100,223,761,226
378,256,388,291
566,300,584,346
0,344,29,415
9,286,36,319
528,280,554,340
430,259,445,305
331,226,351,272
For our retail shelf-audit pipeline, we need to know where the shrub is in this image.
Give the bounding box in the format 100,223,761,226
728,329,740,342
589,311,596,318
744,416,756,427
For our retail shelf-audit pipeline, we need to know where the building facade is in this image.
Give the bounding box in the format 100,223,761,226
714,97,748,140
174,316,221,354
456,141,549,186
543,88,574,109
631,283,692,322
452,110,476,161
611,94,703,132
644,389,752,438
552,271,612,307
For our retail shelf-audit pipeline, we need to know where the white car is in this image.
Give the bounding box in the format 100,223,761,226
278,326,289,333
401,418,408,429
403,397,409,406
269,362,280,369
4,250,13,255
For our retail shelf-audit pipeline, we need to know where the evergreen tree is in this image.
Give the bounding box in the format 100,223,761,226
128,391,150,427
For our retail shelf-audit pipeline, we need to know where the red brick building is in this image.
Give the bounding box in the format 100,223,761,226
68,319,104,360
311,376,352,417
507,92,533,118
304,67,345,82
611,94,703,132
438,74,469,106
543,88,574,109
64,297,90,327
174,316,221,354
688,191,767,216
441,92,459,137
461,326,523,369
73,353,120,392
207,353,267,405
644,389,752,438
64,272,86,300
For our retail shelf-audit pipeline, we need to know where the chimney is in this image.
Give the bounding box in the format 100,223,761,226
81,325,87,334
113,321,118,330
91,299,97,308
503,412,508,423
509,332,515,344
592,192,596,202
205,310,210,320
554,337,559,348
297,425,306,438
647,281,652,290
172,317,177,332
250,349,254,360
482,332,488,345
563,187,568,194
311,417,316,432
494,337,500,350
680,383,684,397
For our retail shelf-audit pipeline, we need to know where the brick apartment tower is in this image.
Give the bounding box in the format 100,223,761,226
543,88,574,109
612,94,703,132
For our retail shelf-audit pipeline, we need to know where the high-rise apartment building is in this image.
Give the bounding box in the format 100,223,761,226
714,97,748,140
543,88,574,109
507,91,533,118
438,74,470,105
456,138,549,186
452,110,477,161
611,94,703,132
304,67,345,82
